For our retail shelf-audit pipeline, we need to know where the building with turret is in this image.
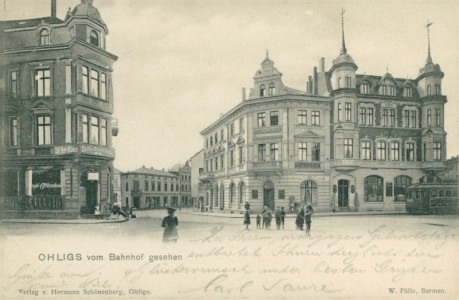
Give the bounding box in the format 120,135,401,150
0,0,119,219
199,15,448,214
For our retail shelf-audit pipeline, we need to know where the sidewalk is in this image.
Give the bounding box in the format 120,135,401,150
178,209,407,218
1,217,129,224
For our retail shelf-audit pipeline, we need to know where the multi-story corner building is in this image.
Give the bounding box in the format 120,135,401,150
200,19,449,214
0,0,119,218
121,165,191,209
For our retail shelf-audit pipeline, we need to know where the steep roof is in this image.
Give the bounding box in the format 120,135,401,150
0,17,63,30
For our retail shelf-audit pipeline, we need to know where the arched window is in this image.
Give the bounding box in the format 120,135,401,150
260,84,266,97
40,28,50,45
364,176,384,202
300,181,317,206
394,175,411,201
269,83,275,95
90,30,99,47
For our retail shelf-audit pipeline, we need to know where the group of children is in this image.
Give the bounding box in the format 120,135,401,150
246,204,313,235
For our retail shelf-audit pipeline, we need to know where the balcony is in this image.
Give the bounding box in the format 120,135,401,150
330,159,359,171
295,161,321,169
421,161,447,171
251,161,283,176
199,172,214,182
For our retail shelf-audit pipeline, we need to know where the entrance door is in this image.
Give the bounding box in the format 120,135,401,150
80,171,98,214
263,181,275,209
338,179,349,207
133,197,140,208
220,185,225,210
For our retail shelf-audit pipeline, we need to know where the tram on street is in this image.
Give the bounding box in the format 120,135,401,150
405,182,459,214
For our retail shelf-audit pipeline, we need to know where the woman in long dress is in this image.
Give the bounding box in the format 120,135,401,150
162,207,178,243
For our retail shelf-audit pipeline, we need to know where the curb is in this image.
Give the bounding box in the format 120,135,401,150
1,218,129,224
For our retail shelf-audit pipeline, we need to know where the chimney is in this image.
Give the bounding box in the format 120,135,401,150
319,57,325,72
51,0,57,18
313,67,318,95
242,87,246,101
308,76,313,94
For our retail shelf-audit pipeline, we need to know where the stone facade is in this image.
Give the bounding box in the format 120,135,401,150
199,21,449,214
0,0,119,219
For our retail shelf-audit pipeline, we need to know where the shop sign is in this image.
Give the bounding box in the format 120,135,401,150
32,169,61,195
88,172,99,181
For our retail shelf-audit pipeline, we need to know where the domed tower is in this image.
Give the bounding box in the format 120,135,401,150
330,9,360,163
329,9,358,92
417,21,447,162
64,0,109,49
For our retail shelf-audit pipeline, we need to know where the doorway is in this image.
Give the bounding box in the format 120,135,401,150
338,179,349,207
263,181,275,209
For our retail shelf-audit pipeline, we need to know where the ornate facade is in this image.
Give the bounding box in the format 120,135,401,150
0,0,119,218
200,19,448,214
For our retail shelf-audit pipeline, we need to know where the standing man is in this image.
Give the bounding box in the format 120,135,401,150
280,207,286,229
275,207,281,230
162,207,179,243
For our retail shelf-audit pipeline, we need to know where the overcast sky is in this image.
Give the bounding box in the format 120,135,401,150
2,0,459,172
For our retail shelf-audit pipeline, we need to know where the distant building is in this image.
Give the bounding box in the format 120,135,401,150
199,17,450,214
121,165,191,209
169,161,192,207
112,167,123,205
0,0,119,219
189,149,204,207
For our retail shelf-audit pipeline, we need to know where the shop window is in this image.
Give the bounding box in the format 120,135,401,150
364,176,384,202
394,175,411,201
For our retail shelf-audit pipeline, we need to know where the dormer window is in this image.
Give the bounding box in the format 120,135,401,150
269,83,275,95
360,82,369,94
435,85,441,95
260,84,266,97
345,77,352,88
39,28,50,45
90,30,99,47
403,87,412,98
379,85,396,96
427,85,432,96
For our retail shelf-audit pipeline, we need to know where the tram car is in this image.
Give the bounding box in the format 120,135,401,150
406,182,459,214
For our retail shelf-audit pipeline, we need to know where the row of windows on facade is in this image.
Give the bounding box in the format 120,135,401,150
6,65,109,100
338,105,442,128
206,117,245,148
126,181,190,192
346,139,442,161
38,27,102,48
130,174,190,181
142,196,190,208
203,175,416,204
355,79,441,97
204,142,321,172
8,113,108,147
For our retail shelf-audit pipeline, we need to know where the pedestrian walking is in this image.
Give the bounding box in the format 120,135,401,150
296,207,305,230
305,208,312,236
162,207,179,243
256,214,262,229
243,207,251,230
280,207,286,229
262,206,268,229
275,207,281,230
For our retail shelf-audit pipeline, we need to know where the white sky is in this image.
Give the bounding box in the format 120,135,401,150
2,0,459,172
